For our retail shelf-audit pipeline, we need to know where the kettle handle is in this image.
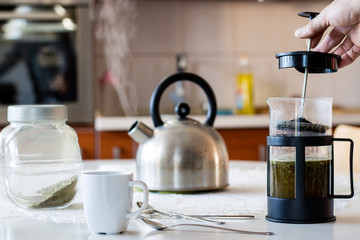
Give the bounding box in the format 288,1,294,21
150,72,217,127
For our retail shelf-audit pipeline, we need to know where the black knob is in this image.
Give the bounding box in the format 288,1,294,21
298,12,319,21
175,102,190,119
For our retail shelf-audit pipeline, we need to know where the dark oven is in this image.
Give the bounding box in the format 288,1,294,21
0,0,93,124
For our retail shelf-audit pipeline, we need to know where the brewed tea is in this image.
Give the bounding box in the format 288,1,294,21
270,159,331,199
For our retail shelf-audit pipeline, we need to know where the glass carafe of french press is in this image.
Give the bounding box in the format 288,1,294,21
266,98,354,223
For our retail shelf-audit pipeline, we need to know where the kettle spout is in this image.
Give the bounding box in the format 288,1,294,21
128,121,154,144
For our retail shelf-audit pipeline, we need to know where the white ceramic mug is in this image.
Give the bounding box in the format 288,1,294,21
83,171,149,234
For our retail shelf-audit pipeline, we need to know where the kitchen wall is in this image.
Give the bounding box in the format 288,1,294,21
95,0,360,116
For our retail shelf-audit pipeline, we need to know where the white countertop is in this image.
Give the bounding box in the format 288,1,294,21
0,160,359,240
95,113,360,131
95,114,270,131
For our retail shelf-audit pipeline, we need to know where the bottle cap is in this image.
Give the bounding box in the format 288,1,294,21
238,55,249,67
7,105,68,122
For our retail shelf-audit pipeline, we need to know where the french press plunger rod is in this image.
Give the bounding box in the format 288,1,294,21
300,12,318,98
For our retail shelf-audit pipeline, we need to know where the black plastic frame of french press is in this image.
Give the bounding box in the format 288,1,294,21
266,135,336,223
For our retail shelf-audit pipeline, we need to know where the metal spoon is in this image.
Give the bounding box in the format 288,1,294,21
137,202,225,225
141,218,274,236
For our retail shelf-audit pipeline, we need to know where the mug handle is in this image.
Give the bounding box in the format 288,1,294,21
126,180,149,218
333,138,354,199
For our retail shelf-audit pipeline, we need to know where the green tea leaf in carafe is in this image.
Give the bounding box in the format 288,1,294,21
276,117,330,135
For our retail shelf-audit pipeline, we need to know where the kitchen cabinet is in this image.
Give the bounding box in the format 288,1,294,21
75,128,135,160
218,128,268,161
93,128,268,161
73,127,96,160
97,131,137,159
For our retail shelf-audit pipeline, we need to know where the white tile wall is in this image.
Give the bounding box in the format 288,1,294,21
97,0,360,116
183,1,234,53
132,1,182,53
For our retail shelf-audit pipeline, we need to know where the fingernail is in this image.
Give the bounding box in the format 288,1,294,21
295,28,305,37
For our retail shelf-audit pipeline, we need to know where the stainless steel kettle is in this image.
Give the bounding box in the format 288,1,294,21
128,72,229,192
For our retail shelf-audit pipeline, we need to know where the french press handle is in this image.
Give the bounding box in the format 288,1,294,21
150,72,217,127
333,138,354,199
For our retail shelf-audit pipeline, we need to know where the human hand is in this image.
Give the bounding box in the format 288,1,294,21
294,0,360,68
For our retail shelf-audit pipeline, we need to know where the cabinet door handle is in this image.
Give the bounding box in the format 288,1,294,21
80,147,86,159
112,146,122,159
258,144,266,161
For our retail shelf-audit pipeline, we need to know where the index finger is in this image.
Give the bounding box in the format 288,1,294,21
295,11,330,39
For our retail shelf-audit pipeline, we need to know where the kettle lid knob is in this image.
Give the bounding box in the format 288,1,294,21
175,102,190,119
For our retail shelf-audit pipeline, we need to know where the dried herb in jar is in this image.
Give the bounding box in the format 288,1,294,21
31,175,78,209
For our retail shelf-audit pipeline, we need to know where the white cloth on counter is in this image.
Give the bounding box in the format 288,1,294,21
0,160,358,224
0,186,86,223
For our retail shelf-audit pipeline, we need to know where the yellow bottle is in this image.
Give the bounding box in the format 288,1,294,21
236,56,255,114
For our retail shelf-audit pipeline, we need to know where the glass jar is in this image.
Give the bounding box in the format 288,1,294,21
0,123,15,194
3,105,83,209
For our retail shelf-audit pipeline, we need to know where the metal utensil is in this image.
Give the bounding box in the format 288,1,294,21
137,201,254,219
141,218,274,236
137,202,225,225
298,12,319,99
188,214,255,219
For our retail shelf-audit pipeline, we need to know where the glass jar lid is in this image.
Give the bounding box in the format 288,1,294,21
7,105,68,122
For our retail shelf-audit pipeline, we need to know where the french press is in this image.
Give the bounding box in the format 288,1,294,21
266,12,354,223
